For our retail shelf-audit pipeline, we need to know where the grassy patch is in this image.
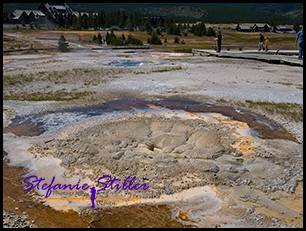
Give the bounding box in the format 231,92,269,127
133,71,146,75
274,81,294,86
274,82,303,90
216,98,228,104
215,98,303,122
152,66,182,72
4,91,91,101
173,48,192,53
244,100,303,122
3,29,297,52
4,73,34,86
3,35,43,50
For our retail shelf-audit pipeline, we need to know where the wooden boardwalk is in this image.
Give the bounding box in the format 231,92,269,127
192,49,303,66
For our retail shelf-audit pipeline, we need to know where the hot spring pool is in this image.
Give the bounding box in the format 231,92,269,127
111,60,146,66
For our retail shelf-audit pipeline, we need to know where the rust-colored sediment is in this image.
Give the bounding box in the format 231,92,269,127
3,149,190,228
3,120,43,137
157,99,298,143
89,204,193,228
177,210,196,223
3,98,298,143
3,151,88,228
2,98,301,228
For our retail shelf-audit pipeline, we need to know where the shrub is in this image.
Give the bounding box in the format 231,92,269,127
206,27,216,36
126,34,143,45
148,31,162,45
58,35,69,52
174,36,180,44
92,35,97,42
111,37,124,46
192,22,206,37
97,33,102,44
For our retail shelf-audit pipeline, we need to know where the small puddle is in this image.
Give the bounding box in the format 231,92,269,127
4,98,297,143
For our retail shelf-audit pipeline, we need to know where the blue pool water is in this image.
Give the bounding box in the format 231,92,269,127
111,60,145,66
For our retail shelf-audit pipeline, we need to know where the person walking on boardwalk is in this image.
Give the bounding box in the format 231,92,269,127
258,33,265,51
264,37,270,51
215,31,222,52
295,27,303,60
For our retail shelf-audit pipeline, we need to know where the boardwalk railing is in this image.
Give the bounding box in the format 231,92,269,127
211,45,244,51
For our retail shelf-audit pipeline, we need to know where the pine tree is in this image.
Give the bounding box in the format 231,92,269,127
76,12,82,30
145,22,152,34
121,33,126,41
97,33,102,44
82,14,89,29
98,11,106,29
72,15,78,29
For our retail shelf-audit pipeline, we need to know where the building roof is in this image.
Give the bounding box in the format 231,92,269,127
30,10,45,16
237,24,254,30
254,23,271,28
11,9,44,19
254,23,266,27
277,25,294,30
206,23,236,29
22,10,33,15
11,10,25,19
239,26,253,30
237,23,256,28
50,5,67,10
39,3,74,19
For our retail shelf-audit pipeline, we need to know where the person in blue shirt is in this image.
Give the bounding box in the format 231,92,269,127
295,27,303,60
